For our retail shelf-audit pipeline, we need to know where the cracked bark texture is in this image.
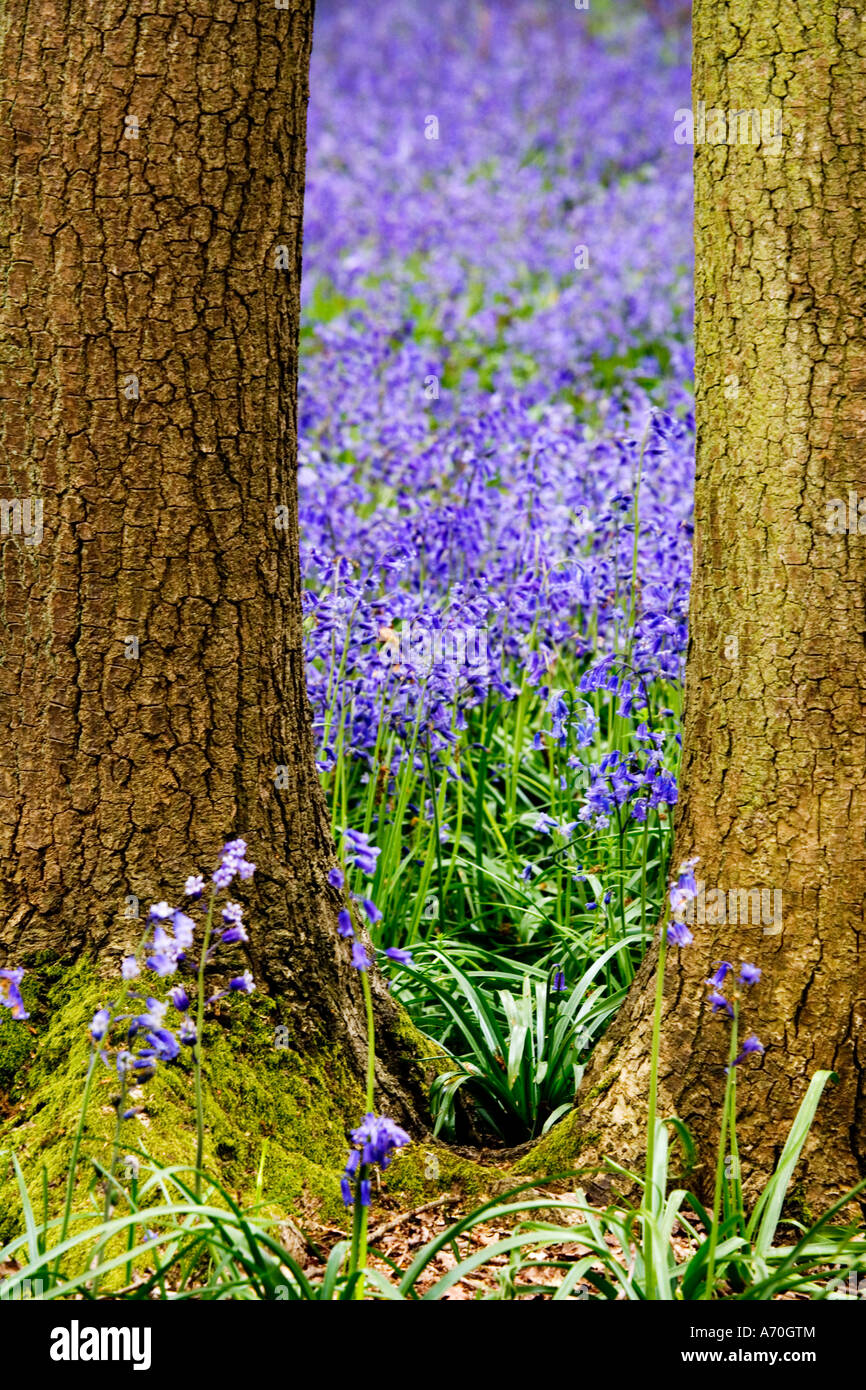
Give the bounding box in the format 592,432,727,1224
565,1,866,1208
0,0,427,1124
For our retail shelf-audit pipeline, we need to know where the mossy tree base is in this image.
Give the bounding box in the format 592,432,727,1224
0,957,490,1250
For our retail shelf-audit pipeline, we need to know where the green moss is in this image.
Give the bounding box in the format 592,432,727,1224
583,1069,619,1104
512,1113,588,1177
785,1181,815,1229
510,1077,617,1179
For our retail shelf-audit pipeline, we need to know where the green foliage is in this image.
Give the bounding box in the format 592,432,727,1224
4,1074,862,1301
362,1077,866,1301
398,943,634,1141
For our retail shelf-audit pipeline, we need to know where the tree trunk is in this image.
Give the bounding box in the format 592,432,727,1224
549,0,866,1210
0,0,425,1124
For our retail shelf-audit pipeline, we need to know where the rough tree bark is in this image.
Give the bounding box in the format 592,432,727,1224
0,0,426,1124
543,0,866,1209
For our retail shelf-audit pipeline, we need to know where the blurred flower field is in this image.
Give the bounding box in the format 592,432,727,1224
299,0,697,1142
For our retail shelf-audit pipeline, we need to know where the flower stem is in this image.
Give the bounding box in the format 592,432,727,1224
92,1071,128,1297
194,886,217,1201
347,968,377,1299
55,1047,98,1281
643,918,668,1300
704,1005,739,1298
362,969,376,1112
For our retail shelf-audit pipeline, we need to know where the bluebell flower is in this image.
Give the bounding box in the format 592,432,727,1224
169,986,189,1011
384,946,413,966
221,922,249,945
145,927,181,978
535,813,577,838
137,997,168,1027
668,856,699,917
708,990,733,1017
350,1114,411,1170
739,962,761,986
706,962,733,989
0,968,28,1021
328,866,345,890
552,968,566,992
351,942,371,971
733,1035,765,1067
337,909,354,938
172,912,195,949
90,1008,111,1042
229,972,255,995
213,839,256,888
121,956,140,980
344,828,381,876
184,875,205,898
546,688,570,744
140,1026,180,1063
667,919,693,947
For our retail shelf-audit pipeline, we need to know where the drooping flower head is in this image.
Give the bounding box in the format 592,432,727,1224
213,838,256,889
384,946,413,966
90,1007,111,1042
733,1034,765,1068
0,968,28,1021
344,828,381,876
666,855,699,945
708,990,733,1018
668,855,699,918
351,942,371,972
110,842,257,1085
341,1112,411,1206
667,918,693,948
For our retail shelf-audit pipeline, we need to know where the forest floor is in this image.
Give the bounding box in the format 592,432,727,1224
298,1193,810,1301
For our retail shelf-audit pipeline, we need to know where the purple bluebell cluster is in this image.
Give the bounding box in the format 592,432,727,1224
578,741,679,831
704,959,764,1066
665,860,765,1065
341,1113,411,1207
331,844,412,974
299,1,694,790
667,857,700,946
92,841,256,1083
